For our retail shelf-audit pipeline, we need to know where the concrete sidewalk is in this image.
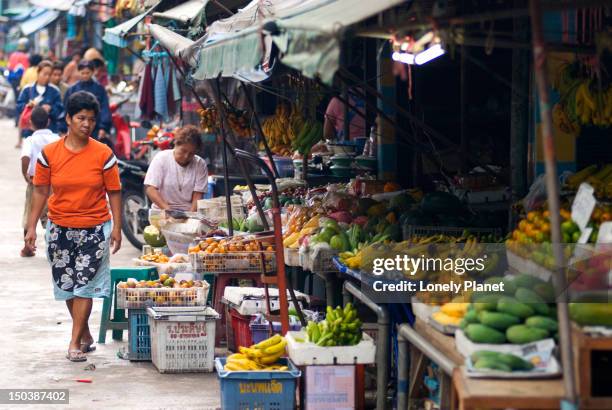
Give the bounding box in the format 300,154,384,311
0,120,220,409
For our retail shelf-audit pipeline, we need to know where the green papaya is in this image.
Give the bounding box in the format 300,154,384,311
478,311,521,331
474,357,512,372
464,309,479,324
525,316,558,332
534,282,555,301
470,350,502,363
501,277,517,295
472,294,500,312
569,303,612,326
498,353,534,371
515,288,549,315
465,324,506,344
497,297,534,319
506,325,549,344
513,273,543,289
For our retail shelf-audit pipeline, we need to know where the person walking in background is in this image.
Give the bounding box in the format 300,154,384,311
20,106,60,257
16,60,64,144
64,60,111,143
62,51,82,86
8,38,30,100
50,62,69,99
91,58,109,88
25,91,122,362
20,54,43,91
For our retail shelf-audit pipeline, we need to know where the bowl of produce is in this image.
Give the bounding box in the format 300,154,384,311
331,154,354,167
330,165,354,178
354,155,377,170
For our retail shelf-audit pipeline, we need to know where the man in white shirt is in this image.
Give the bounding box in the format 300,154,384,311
20,106,60,257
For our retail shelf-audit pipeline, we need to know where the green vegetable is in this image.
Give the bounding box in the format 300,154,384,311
478,311,521,331
525,316,558,332
506,325,549,344
569,303,612,326
330,233,350,252
463,309,479,324
497,297,534,319
470,350,502,363
465,324,506,344
515,288,549,315
474,357,512,372
497,353,534,371
472,294,500,312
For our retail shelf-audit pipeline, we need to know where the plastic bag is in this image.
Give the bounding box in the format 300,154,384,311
522,172,571,212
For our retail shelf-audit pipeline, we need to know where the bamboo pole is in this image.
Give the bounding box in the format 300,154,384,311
529,0,577,407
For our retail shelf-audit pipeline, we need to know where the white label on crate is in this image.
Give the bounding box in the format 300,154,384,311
578,227,593,244
306,366,355,410
166,322,208,339
571,183,596,231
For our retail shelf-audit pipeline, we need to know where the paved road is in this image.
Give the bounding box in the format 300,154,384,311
0,120,220,409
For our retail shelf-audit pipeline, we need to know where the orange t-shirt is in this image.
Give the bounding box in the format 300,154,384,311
34,137,121,228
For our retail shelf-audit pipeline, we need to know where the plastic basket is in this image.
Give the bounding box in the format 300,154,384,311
160,229,197,255
402,225,502,241
197,196,246,222
216,357,301,410
250,321,302,345
190,251,276,274
128,309,151,361
117,282,210,309
299,247,338,273
228,307,253,351
147,306,219,373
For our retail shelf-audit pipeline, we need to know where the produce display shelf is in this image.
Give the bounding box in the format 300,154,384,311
332,256,361,281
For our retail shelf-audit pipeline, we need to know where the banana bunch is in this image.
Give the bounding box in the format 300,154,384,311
305,304,362,347
575,82,612,127
339,250,362,270
565,164,598,190
292,121,323,155
553,103,580,135
261,104,304,156
224,334,289,371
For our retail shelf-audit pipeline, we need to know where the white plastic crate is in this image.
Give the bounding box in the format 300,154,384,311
147,306,219,373
117,283,209,309
285,331,376,366
197,196,246,222
190,251,275,273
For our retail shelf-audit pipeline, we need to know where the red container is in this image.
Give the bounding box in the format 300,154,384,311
227,307,253,352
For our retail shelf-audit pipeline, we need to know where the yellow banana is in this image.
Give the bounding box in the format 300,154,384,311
263,339,287,355
239,346,263,359
258,351,284,365
227,353,248,361
252,334,282,350
224,362,244,371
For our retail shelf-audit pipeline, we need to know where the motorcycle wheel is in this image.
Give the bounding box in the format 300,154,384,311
122,190,147,250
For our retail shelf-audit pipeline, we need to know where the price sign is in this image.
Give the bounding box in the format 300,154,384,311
597,222,612,247
571,183,596,231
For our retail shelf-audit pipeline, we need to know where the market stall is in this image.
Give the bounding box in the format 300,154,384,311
95,0,612,408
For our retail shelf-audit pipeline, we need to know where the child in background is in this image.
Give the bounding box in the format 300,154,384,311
20,106,60,257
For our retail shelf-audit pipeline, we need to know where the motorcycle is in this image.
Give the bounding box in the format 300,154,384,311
119,133,175,250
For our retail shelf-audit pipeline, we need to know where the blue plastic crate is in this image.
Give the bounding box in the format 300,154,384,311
216,358,300,410
128,309,151,361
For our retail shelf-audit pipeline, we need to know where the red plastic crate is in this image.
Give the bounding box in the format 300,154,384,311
227,307,253,352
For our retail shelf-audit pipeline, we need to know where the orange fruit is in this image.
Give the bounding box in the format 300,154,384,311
543,210,550,218
527,211,538,222
540,222,550,234
518,220,528,232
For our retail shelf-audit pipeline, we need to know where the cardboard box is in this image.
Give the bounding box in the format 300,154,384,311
306,366,355,410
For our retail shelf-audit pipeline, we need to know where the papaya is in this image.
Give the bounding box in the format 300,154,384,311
497,297,534,319
478,311,520,331
474,357,512,372
470,350,502,363
515,288,549,315
501,277,517,295
534,282,555,301
498,353,534,371
463,309,479,324
569,303,612,326
525,316,558,332
506,325,549,344
465,324,506,344
472,294,500,312
513,273,543,289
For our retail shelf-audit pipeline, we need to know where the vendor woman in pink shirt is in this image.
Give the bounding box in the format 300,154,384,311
144,125,208,212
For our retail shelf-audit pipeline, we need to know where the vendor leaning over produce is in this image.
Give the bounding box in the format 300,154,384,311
144,125,208,212
24,91,122,362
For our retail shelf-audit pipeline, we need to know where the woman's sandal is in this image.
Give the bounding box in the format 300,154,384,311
66,349,87,362
81,342,96,353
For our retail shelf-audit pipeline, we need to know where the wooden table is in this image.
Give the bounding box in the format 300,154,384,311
572,324,612,409
453,368,565,410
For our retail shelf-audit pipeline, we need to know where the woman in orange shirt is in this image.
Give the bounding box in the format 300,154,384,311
25,91,122,362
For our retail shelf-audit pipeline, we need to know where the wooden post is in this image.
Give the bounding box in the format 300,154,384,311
529,0,577,406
